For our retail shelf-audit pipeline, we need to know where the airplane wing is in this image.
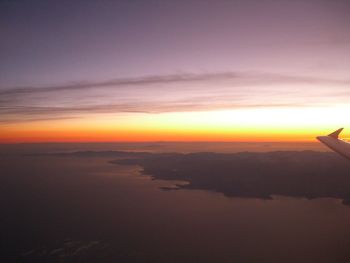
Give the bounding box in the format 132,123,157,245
317,128,350,160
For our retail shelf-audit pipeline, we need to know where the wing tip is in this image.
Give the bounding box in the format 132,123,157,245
328,128,344,139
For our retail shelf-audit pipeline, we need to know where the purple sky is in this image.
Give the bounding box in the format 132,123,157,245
1,0,350,124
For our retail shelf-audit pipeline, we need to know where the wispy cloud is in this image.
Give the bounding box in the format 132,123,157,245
1,71,350,96
0,71,349,123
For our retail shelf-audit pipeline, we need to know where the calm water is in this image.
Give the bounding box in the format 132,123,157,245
1,152,350,262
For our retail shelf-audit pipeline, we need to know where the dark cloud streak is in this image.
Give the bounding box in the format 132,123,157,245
1,71,350,96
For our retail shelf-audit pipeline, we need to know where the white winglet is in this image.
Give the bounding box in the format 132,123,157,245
328,128,344,139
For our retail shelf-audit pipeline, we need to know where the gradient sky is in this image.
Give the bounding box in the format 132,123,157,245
1,0,350,142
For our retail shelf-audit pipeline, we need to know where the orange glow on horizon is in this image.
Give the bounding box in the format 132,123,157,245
1,107,349,143
0,129,319,143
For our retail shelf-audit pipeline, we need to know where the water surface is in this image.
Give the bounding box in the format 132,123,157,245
1,153,350,262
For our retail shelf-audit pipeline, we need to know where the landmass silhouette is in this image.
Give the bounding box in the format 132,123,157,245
113,151,350,204
50,150,350,204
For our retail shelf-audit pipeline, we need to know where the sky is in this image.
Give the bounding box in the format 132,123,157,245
1,0,350,142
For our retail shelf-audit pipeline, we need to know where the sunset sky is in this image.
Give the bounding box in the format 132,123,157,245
1,0,350,142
